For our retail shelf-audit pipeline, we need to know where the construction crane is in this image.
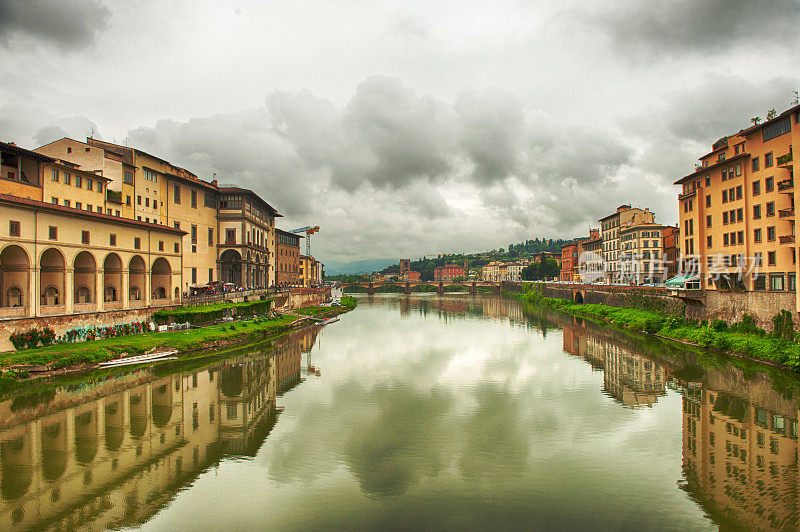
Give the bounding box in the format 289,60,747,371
289,226,320,256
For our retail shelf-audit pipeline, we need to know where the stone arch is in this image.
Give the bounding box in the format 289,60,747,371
73,251,97,305
151,257,171,300
103,253,123,303
41,416,68,481
1,433,32,500
74,409,98,463
152,382,173,428
129,255,146,302
40,248,65,307
104,399,124,452
0,245,29,311
129,392,147,438
574,290,584,304
220,249,241,286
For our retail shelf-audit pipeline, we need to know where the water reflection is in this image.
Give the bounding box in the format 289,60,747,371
0,326,320,530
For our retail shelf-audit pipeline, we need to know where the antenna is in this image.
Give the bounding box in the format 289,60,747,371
90,128,94,139
793,91,800,106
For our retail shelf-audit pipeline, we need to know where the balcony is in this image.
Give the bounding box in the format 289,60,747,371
777,153,793,166
678,189,697,201
779,208,795,219
778,179,794,192
779,235,796,244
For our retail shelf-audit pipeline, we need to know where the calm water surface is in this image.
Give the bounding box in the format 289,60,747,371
1,294,799,530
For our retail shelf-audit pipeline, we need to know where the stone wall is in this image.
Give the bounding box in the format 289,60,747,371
704,291,799,330
540,283,685,315
0,306,165,351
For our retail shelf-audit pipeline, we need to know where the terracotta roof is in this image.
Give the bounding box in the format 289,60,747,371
0,193,187,235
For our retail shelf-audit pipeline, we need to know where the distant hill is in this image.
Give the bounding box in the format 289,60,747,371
324,258,398,275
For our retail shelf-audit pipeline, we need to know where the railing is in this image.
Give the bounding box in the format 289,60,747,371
678,190,697,200
183,286,289,306
779,208,795,219
777,153,793,166
779,235,796,244
778,179,794,192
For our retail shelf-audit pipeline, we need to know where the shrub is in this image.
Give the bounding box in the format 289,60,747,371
710,319,728,332
772,310,795,341
40,327,56,346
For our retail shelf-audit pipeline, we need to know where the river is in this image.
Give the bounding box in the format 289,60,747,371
1,293,799,530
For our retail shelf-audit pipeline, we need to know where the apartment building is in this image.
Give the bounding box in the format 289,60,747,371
560,243,578,282
434,263,466,281
575,229,603,283
275,228,302,286
618,223,668,284
599,205,655,281
299,255,322,287
675,104,799,301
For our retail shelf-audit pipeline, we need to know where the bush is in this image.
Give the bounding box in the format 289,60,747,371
772,310,795,341
710,319,728,332
40,327,56,346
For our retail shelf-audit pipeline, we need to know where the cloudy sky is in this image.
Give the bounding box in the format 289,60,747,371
1,0,799,264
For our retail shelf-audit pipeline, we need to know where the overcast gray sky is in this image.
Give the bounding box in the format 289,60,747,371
1,0,798,263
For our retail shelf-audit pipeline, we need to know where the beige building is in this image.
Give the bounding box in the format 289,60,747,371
599,205,655,282
618,223,668,284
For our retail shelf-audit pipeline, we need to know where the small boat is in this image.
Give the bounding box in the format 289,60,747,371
98,350,179,368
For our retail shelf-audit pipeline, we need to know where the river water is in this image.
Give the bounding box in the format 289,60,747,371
1,294,799,530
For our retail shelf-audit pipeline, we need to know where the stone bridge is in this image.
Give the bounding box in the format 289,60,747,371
338,280,507,295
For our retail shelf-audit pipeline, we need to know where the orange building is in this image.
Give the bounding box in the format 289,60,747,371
675,104,798,305
560,243,578,282
275,228,302,286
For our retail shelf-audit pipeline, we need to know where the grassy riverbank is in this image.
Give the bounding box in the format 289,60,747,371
0,296,358,373
509,287,800,369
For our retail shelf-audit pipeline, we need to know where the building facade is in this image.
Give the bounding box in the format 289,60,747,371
599,205,655,282
560,243,578,282
675,104,799,307
618,223,668,284
275,229,301,287
576,229,603,283
434,263,465,281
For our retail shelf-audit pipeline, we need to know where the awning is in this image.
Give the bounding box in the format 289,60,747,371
665,275,699,286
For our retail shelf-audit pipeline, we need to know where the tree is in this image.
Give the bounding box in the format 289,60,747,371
420,269,434,282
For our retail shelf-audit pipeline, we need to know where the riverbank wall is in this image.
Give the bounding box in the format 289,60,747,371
505,282,798,332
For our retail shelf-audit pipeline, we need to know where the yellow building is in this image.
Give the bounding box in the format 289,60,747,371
618,222,668,284
675,104,798,305
599,205,656,281
298,255,322,288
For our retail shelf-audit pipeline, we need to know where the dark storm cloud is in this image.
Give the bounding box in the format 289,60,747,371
0,0,111,50
585,0,800,57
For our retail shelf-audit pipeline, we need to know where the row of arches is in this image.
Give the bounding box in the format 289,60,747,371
219,248,269,288
0,245,175,313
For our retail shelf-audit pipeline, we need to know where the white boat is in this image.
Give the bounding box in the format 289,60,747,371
98,349,179,368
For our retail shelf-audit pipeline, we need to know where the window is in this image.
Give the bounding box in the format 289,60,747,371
762,116,791,142
145,197,150,208
8,222,22,239
706,215,712,228
209,268,213,282
123,170,134,184
737,208,743,222
768,251,776,266
174,184,181,204
87,179,93,191
192,268,197,284
75,175,82,188
754,204,761,219
174,221,180,230
722,190,728,203
767,226,776,241
765,152,773,168
64,173,70,185
97,206,102,213
208,228,214,245
67,146,72,153
724,233,729,246
754,228,762,242
226,228,236,244
75,202,82,210
707,235,712,247
110,234,116,246
738,231,744,245
753,180,760,195
144,168,158,182
153,200,157,209
766,202,775,217
64,200,70,207
766,176,774,192
204,192,216,208
137,195,142,205
735,162,742,176
705,175,711,186
97,182,102,193
87,204,92,211
790,274,797,291
49,226,57,240
134,237,141,249
770,274,784,291
174,242,180,253
158,240,164,251
736,185,742,199
81,231,90,244
51,169,59,182
753,157,760,171
705,194,711,207
191,189,197,208
191,224,197,244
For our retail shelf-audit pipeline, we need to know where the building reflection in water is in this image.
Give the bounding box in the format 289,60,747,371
559,312,800,530
0,325,320,530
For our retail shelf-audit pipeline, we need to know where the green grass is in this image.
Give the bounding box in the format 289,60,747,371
0,315,298,369
152,298,274,325
509,286,800,369
341,296,357,310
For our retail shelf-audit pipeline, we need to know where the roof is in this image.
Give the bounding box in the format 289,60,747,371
1,141,56,163
275,228,304,238
620,222,666,233
218,186,282,217
162,170,217,191
739,103,800,137
674,152,750,185
0,193,187,235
